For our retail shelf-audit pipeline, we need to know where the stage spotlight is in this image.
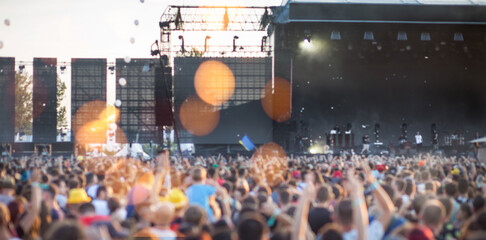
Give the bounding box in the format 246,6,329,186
233,36,239,52
108,66,115,75
159,21,170,29
204,36,211,52
18,65,25,74
304,30,311,43
421,32,431,41
454,32,464,41
397,31,407,41
60,65,66,74
364,31,374,41
330,31,341,40
178,35,185,53
261,36,267,52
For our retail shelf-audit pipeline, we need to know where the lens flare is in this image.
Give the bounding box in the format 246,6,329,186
72,100,106,138
114,125,128,144
118,78,127,86
75,119,108,144
99,105,120,123
261,77,291,122
194,60,235,106
179,95,220,136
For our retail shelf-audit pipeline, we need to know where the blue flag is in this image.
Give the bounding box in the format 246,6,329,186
239,135,255,151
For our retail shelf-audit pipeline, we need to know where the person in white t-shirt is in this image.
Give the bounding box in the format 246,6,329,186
91,186,110,216
85,173,99,199
415,132,423,153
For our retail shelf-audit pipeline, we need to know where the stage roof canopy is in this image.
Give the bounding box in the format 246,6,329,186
286,0,486,5
274,0,486,24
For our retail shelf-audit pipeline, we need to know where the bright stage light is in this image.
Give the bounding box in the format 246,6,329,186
308,142,325,154
300,39,313,49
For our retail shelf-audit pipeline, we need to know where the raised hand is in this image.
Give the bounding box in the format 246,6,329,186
31,169,42,183
344,168,363,195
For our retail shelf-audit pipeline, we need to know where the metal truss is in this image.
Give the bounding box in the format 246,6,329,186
159,6,272,32
159,5,273,58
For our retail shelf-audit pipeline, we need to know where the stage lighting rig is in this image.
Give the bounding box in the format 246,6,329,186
421,32,431,41
159,21,171,29
397,31,408,41
204,36,211,52
108,66,115,75
178,35,185,53
331,31,341,40
150,40,161,56
18,65,25,74
261,36,267,52
364,31,374,41
454,32,464,41
233,36,239,52
60,64,66,74
304,29,311,43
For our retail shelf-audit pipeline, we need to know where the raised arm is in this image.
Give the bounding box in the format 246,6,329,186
362,163,394,230
151,150,169,202
291,174,316,240
345,168,368,240
19,169,42,233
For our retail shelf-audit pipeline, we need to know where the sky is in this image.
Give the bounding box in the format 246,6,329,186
0,0,281,133
0,0,282,59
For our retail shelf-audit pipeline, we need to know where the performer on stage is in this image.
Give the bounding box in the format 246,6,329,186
432,132,439,151
415,131,423,153
361,134,370,154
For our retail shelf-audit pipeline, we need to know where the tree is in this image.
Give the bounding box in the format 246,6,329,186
189,47,203,57
56,77,67,133
15,72,33,135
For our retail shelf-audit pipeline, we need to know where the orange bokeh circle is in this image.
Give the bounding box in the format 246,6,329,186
114,125,128,144
99,105,120,123
261,77,291,123
194,60,235,106
75,119,108,144
252,142,287,160
72,100,106,136
179,95,220,136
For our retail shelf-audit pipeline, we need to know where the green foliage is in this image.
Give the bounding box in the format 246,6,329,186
14,72,32,134
189,48,203,57
56,77,67,132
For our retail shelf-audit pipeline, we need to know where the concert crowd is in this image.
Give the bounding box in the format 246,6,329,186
0,151,484,240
